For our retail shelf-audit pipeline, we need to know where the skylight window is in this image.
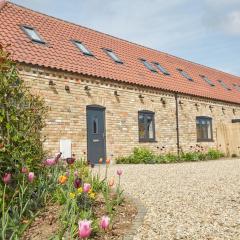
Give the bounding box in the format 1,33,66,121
104,49,123,64
140,59,157,73
218,80,231,90
177,68,193,81
153,62,170,75
232,83,240,92
22,26,45,44
200,75,215,87
73,41,93,56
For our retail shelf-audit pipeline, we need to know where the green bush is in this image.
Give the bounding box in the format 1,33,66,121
0,44,48,179
116,147,224,164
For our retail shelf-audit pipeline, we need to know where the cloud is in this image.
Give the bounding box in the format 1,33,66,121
203,0,240,35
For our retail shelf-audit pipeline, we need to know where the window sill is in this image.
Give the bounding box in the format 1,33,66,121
197,139,214,142
139,140,158,143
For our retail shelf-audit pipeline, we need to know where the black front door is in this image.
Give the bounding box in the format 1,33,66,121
87,105,106,164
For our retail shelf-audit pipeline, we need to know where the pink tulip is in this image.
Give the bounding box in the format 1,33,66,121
100,216,110,230
28,172,35,183
21,167,28,174
78,220,92,238
2,173,11,185
117,169,123,176
83,183,91,193
45,158,56,166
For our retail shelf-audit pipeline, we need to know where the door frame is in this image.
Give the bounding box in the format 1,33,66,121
86,105,106,163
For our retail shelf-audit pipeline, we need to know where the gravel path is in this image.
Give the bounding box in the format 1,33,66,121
106,159,240,240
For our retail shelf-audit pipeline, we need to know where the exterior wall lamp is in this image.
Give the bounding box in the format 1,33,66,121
49,80,55,86
139,94,144,99
114,90,120,96
179,100,183,105
233,109,236,115
160,97,166,105
84,86,90,91
65,85,70,92
209,105,214,111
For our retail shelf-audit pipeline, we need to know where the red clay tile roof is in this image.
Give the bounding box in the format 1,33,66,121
1,1,240,104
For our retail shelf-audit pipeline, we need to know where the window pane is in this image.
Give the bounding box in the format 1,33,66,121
153,62,170,75
138,114,145,139
141,59,157,72
106,50,122,63
23,27,44,43
196,117,212,141
177,68,193,81
74,41,93,55
92,117,98,134
147,115,154,139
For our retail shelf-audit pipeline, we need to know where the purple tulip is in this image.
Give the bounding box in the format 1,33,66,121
2,173,11,185
74,178,82,189
66,157,75,165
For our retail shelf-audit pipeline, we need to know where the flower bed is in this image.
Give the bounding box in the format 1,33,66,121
116,147,224,164
1,155,135,239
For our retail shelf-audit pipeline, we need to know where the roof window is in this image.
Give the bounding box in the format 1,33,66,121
140,59,157,73
73,41,93,56
22,26,45,44
153,62,170,75
218,80,231,90
200,75,215,87
177,68,193,81
104,49,123,63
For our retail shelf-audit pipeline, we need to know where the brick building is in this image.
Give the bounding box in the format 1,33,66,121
0,1,240,162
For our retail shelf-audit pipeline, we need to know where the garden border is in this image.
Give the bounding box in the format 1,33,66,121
123,193,147,240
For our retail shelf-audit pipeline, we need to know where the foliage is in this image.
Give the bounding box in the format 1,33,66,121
116,147,224,164
0,44,48,179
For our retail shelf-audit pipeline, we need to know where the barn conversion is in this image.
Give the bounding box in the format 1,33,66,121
0,1,240,162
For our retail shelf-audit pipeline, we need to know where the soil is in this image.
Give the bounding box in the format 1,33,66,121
22,195,137,240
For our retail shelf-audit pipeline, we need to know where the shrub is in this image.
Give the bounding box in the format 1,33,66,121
0,44,48,180
116,147,224,164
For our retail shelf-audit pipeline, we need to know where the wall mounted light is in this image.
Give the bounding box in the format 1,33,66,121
84,86,90,91
209,105,214,111
65,85,70,92
139,94,144,99
222,107,225,114
160,97,166,105
114,90,120,96
179,100,183,105
49,80,55,86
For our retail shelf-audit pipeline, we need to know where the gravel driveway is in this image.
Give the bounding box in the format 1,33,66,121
106,159,240,240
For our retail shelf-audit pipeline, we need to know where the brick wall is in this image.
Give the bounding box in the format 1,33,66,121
19,65,240,160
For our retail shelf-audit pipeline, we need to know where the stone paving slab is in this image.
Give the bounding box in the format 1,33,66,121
106,159,240,240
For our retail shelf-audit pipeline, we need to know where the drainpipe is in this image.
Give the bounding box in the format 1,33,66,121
175,93,180,159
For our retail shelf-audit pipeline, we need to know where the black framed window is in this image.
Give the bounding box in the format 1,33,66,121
103,49,123,64
177,68,193,81
196,116,213,142
200,75,215,87
138,110,155,142
152,62,170,75
73,40,93,56
21,26,45,44
218,80,231,91
140,59,157,73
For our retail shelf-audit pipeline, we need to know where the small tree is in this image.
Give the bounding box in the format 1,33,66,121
0,44,48,180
